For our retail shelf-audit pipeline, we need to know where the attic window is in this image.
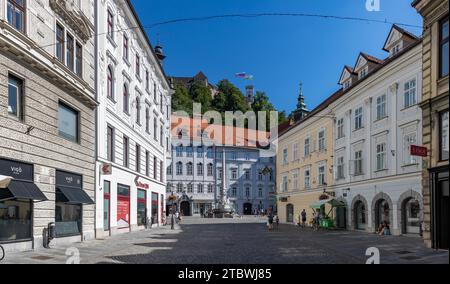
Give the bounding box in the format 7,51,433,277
391,44,401,56
343,80,351,90
359,68,367,80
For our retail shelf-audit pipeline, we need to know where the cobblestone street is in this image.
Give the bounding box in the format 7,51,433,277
1,217,448,264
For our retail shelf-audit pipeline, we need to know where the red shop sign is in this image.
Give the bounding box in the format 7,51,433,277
411,145,428,157
134,176,149,189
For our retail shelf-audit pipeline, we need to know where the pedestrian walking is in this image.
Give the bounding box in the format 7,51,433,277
175,211,179,224
267,213,274,231
301,209,307,228
312,211,319,231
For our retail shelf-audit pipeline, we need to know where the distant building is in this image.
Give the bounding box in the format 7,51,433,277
171,72,218,98
246,85,255,106
167,116,276,216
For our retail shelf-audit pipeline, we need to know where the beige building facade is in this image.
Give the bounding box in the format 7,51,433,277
413,0,449,249
276,93,339,225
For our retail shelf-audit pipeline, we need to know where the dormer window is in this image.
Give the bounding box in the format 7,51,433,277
391,44,401,56
343,80,351,90
359,68,367,80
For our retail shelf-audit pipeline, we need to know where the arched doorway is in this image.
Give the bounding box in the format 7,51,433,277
374,199,390,229
286,204,294,223
354,201,366,230
402,198,421,235
336,206,347,229
180,201,191,216
243,203,252,215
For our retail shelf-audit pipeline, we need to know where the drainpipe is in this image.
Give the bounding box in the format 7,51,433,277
93,1,99,240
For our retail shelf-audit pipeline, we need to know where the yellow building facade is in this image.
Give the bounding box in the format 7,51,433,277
276,93,340,224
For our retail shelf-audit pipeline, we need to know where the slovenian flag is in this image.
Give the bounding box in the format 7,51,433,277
235,72,253,80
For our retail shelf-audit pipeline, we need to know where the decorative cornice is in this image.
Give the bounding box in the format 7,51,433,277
49,0,93,44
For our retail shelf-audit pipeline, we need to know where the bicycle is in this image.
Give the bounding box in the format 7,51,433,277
0,244,5,262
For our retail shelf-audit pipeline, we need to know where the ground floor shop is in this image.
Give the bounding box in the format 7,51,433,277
95,164,166,239
0,158,95,252
429,166,449,250
333,175,423,236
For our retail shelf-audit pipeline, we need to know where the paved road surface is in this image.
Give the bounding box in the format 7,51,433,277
1,216,448,264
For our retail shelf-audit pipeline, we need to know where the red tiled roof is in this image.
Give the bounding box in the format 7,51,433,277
171,115,270,149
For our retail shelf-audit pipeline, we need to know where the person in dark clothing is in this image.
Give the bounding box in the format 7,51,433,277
267,213,274,231
301,209,307,228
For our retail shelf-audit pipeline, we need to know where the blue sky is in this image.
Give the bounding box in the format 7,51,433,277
131,0,422,114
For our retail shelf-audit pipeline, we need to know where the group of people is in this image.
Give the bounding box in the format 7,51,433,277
297,209,322,230
376,221,391,236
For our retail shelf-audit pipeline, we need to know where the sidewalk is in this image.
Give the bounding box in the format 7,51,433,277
0,225,182,264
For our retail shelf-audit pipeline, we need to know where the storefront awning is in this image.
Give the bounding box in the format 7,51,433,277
0,180,48,201
310,198,346,209
56,186,94,205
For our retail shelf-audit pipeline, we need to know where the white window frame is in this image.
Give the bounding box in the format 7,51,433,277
376,94,387,120
282,176,288,192
304,138,310,156
354,107,363,130
337,118,345,139
354,150,363,176
403,132,419,166
318,165,326,186
292,170,299,190
376,143,387,171
304,168,311,188
404,79,417,108
318,130,326,152
336,156,345,180
293,143,299,161
283,148,288,164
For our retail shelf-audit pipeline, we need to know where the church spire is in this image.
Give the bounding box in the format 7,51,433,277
294,82,309,121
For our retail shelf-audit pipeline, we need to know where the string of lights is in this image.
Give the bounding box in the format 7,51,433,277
32,12,421,51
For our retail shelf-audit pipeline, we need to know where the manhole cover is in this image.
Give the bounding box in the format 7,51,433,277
400,255,421,260
395,251,413,255
31,255,54,261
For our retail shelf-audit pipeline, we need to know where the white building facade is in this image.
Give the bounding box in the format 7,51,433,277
95,0,172,238
168,145,276,216
331,26,424,236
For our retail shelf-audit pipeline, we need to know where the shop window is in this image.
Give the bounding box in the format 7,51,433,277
137,190,146,227
55,171,93,237
55,200,81,237
117,184,130,228
103,180,110,231
151,193,158,224
0,199,32,242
